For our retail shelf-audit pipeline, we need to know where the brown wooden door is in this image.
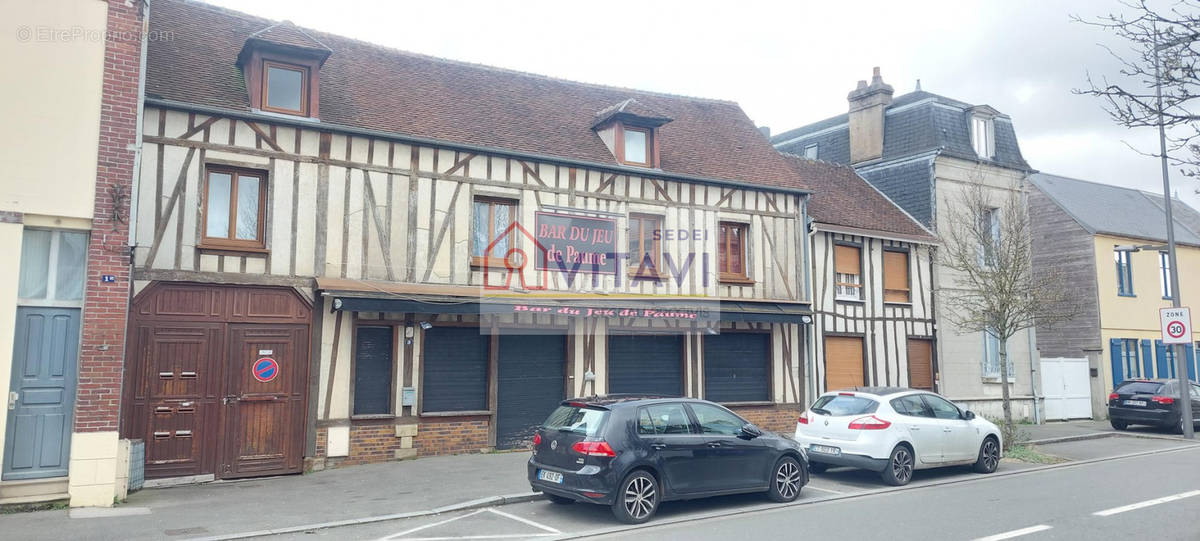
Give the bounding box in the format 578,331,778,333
139,323,224,479
907,338,934,391
220,324,309,478
824,336,865,391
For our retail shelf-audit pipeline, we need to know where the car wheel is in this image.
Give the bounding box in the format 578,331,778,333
545,494,574,505
767,456,804,503
611,470,658,524
808,462,828,474
880,445,914,486
1110,419,1127,430
972,437,1000,474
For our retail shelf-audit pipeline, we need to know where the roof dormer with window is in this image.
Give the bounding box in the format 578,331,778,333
237,21,332,119
969,105,1000,160
593,99,672,168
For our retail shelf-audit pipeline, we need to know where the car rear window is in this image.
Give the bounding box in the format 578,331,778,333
1116,381,1165,395
811,394,879,416
543,405,609,437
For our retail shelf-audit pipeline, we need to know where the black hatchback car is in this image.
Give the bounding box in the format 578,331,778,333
1108,379,1200,432
527,396,808,523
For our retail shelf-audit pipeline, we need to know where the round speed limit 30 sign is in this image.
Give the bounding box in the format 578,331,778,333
1160,307,1193,345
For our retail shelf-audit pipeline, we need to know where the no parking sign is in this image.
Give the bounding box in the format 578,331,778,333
252,357,279,383
1160,307,1192,345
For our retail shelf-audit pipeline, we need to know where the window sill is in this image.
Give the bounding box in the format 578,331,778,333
719,277,755,286
419,410,491,418
197,244,269,256
981,377,1017,384
1117,293,1137,298
471,256,507,269
884,301,914,307
350,413,396,421
835,298,865,304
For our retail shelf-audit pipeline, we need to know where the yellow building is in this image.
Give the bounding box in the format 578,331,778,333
0,0,145,506
1031,173,1200,418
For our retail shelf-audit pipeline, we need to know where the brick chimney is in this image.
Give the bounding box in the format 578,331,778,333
847,67,893,164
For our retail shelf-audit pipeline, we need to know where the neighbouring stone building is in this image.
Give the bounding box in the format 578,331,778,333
773,69,1041,421
1,0,144,506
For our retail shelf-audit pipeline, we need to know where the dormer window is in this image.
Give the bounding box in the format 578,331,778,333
620,126,651,166
262,61,309,115
971,115,993,158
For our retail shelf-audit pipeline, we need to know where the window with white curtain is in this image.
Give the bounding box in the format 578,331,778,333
981,329,1013,380
18,229,88,304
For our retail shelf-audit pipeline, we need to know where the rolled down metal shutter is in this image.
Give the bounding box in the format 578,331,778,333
422,327,489,412
703,333,770,402
608,334,683,396
496,334,565,449
824,336,865,391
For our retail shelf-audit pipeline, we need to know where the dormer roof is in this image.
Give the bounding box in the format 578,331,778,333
237,20,332,67
592,99,673,129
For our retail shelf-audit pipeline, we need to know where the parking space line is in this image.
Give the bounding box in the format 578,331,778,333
378,509,487,540
485,508,561,534
1092,489,1200,517
398,535,556,541
971,524,1052,541
803,484,844,494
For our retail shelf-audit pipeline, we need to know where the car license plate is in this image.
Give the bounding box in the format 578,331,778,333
810,444,840,456
1124,400,1147,407
537,469,563,484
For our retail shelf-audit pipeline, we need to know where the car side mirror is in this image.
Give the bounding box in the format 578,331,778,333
962,410,976,420
740,423,763,439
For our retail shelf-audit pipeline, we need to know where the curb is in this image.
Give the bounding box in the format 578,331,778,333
1027,431,1187,445
185,492,544,541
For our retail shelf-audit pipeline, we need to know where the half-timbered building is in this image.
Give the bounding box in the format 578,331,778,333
782,155,937,398
125,0,814,479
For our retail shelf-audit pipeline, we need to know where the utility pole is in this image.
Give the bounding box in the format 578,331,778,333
1153,27,1194,439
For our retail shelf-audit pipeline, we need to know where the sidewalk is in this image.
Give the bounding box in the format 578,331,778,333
1022,419,1187,443
0,451,535,541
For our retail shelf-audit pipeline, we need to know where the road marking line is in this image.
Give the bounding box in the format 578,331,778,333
398,535,556,541
379,509,487,540
485,508,561,534
971,524,1052,541
803,484,844,494
1092,489,1200,517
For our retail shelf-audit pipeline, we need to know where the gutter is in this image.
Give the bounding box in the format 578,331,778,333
143,98,813,197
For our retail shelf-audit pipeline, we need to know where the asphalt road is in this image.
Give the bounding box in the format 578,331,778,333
271,436,1200,541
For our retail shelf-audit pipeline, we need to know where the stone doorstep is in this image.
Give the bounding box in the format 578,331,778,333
0,492,71,507
0,477,70,499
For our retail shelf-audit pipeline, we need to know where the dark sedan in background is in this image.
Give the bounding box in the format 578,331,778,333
527,396,808,523
1108,378,1200,432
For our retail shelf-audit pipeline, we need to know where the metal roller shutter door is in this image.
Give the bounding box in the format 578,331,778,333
422,327,489,412
703,333,770,402
496,334,565,449
608,334,683,396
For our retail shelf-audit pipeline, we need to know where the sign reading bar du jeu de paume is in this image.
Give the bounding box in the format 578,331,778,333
534,212,617,274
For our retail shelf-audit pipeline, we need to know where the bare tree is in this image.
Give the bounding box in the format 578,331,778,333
1074,0,1200,186
938,183,1079,440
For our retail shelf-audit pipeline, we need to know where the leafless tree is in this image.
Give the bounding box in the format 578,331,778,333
1074,0,1200,188
938,183,1080,440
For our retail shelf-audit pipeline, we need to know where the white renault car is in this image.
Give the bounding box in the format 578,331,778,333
794,387,1002,486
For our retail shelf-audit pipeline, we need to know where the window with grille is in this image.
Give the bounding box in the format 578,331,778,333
834,244,863,301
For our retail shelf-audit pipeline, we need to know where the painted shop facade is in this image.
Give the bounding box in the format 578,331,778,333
124,0,814,478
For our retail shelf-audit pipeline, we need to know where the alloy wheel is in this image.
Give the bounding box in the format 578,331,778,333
623,476,656,520
775,461,801,499
892,448,913,483
982,439,999,471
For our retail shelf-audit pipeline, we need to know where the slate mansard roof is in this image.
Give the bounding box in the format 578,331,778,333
146,0,808,192
769,90,1030,171
781,154,935,243
1029,173,1200,247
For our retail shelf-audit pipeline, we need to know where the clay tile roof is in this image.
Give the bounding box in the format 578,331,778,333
593,98,673,127
147,0,807,192
781,153,936,242
245,20,331,54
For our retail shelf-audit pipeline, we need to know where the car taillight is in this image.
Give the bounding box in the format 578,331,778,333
1151,396,1175,405
1108,392,1119,401
838,392,855,396
798,411,809,424
848,415,892,430
572,440,616,457
532,433,542,446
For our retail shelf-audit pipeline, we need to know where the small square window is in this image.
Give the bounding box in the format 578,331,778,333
622,127,650,166
201,167,267,251
262,61,308,116
717,222,750,283
804,144,818,159
628,214,663,277
471,197,517,267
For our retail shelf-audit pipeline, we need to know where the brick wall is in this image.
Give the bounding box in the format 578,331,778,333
75,0,142,433
415,417,489,457
729,404,802,434
339,424,406,466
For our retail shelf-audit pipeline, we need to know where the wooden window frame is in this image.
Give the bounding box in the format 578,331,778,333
199,165,268,252
833,242,864,302
883,248,912,304
717,221,753,284
628,213,664,279
471,196,518,268
261,60,310,116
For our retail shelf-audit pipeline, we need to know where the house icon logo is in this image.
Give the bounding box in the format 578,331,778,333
482,221,550,291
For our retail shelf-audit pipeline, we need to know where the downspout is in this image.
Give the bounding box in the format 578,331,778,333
127,0,150,254
1022,178,1042,424
803,201,817,406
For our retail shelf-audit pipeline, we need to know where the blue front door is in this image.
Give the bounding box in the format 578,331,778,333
3,307,80,480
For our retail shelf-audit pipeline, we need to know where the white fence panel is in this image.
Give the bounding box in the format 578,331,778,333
1041,357,1093,421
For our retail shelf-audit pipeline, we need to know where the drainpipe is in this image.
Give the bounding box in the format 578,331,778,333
127,0,150,254
804,210,817,406
1021,179,1042,424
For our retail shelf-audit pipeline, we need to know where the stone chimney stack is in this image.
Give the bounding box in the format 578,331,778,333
847,67,894,164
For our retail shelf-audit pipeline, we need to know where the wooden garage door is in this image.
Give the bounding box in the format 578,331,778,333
907,339,934,391
824,336,864,391
608,335,683,396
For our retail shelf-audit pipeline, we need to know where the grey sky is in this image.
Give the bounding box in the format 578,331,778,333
205,0,1200,209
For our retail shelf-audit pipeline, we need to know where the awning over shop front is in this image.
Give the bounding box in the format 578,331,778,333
316,278,812,324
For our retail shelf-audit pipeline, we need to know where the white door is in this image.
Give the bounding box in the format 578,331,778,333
1041,357,1093,421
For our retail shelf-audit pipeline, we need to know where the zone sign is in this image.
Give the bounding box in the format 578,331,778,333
1160,307,1193,345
